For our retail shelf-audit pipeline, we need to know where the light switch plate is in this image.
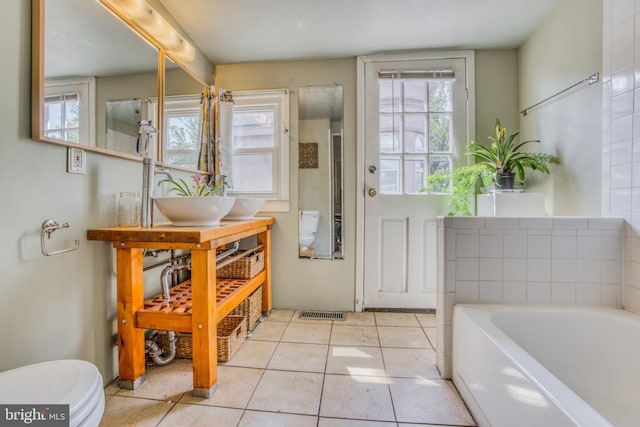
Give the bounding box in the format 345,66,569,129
67,147,86,174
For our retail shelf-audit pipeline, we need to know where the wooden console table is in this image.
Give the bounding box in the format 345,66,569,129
87,218,274,397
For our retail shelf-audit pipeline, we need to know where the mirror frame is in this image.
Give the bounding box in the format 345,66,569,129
31,0,213,174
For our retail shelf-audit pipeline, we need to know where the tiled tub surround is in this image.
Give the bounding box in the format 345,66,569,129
624,223,640,314
602,0,640,316
436,216,625,378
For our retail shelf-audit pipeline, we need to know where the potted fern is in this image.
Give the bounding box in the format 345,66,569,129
467,118,559,190
426,118,559,215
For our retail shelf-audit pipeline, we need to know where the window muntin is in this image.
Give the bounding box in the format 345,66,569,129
404,156,428,194
378,77,454,194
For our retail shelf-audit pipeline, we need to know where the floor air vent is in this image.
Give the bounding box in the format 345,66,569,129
299,311,345,321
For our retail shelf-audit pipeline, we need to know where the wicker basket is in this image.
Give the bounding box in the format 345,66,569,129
230,287,263,333
156,315,247,362
217,248,264,279
217,315,247,362
156,331,193,359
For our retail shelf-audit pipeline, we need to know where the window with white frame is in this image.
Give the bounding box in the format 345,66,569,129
44,93,80,142
163,95,202,170
44,78,95,146
227,89,290,209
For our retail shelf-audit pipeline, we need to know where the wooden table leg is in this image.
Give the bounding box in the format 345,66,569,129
190,249,218,397
258,226,272,316
116,247,146,389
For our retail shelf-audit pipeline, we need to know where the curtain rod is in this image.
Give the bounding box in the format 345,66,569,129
521,72,600,116
378,69,455,79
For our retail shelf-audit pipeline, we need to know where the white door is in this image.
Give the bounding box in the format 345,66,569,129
362,56,470,309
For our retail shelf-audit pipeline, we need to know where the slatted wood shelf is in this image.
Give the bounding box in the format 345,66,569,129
135,270,267,333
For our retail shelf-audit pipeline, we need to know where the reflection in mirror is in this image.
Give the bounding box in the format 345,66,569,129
160,59,211,171
298,85,344,260
38,0,159,158
99,68,158,157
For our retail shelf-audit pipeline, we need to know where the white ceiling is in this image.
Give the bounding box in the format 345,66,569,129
159,0,561,65
44,0,561,78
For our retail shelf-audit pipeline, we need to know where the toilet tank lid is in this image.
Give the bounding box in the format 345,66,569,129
0,359,102,415
300,210,320,215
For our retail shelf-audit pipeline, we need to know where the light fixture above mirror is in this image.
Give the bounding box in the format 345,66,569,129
98,0,195,63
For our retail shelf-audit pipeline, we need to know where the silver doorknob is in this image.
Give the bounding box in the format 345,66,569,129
368,188,377,197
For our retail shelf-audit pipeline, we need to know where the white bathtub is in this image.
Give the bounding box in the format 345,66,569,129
452,304,640,427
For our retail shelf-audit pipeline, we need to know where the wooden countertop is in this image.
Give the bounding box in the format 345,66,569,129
87,217,275,247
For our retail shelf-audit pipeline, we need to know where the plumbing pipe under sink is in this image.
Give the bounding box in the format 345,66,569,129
146,255,191,366
216,241,240,263
146,242,240,366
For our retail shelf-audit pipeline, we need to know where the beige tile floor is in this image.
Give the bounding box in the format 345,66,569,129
101,311,475,427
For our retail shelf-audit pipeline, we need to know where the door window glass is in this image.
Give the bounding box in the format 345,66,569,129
378,77,453,194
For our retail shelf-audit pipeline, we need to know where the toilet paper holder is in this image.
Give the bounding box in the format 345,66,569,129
40,219,80,256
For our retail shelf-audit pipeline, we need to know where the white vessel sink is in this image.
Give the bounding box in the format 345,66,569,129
224,197,265,220
154,196,235,226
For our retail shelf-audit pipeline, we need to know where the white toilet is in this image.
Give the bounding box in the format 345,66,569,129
0,360,105,427
299,210,320,251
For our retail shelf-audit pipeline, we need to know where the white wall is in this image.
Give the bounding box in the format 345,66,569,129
475,49,520,142
602,0,640,314
519,0,603,216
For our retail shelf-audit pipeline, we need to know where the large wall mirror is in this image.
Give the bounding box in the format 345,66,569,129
298,85,344,260
32,0,212,173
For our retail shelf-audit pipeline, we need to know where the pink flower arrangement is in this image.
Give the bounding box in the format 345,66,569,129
160,174,221,196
